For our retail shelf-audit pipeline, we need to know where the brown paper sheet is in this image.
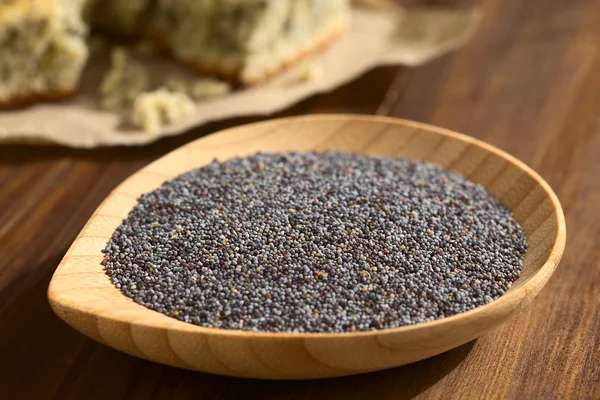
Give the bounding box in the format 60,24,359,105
0,7,481,148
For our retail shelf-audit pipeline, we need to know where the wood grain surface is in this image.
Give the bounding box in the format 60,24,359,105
47,116,565,379
1,0,599,397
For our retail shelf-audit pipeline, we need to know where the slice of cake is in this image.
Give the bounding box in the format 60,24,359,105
0,0,88,108
149,0,351,85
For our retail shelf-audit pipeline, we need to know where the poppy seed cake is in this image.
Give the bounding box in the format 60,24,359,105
0,0,88,108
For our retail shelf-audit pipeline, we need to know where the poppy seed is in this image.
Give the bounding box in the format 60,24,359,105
102,151,527,333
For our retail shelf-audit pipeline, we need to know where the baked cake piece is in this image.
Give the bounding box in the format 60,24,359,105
0,0,88,108
149,0,351,85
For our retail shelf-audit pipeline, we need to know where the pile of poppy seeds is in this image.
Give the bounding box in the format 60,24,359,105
102,152,527,333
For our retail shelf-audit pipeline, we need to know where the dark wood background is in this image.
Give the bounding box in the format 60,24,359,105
1,0,599,398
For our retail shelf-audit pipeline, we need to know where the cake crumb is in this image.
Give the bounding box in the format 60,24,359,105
165,77,189,94
131,87,195,134
190,78,231,100
300,62,323,82
99,47,149,111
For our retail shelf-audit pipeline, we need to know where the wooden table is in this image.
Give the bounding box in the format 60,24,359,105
1,0,599,398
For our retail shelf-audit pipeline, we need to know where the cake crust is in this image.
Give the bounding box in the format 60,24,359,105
0,87,77,110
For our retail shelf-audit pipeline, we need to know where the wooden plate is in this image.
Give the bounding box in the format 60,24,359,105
48,115,566,379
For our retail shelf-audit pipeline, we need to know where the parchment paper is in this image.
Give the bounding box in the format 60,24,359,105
0,7,481,148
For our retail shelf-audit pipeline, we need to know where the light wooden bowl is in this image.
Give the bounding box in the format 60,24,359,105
48,115,566,379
